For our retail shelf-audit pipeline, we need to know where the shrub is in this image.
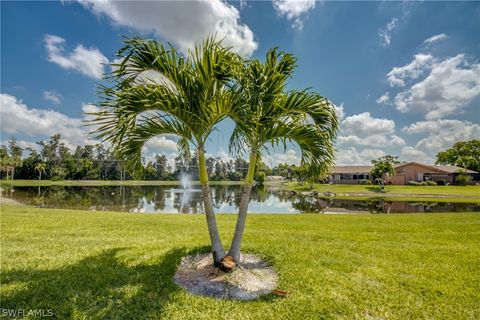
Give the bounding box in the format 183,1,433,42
437,179,447,186
408,181,420,186
425,180,437,186
455,174,472,186
50,176,64,181
256,171,266,185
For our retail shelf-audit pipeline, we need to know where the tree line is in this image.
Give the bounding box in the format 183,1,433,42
0,134,305,182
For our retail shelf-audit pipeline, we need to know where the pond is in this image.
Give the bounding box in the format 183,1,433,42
2,185,479,214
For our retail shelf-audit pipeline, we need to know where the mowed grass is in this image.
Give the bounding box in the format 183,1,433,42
1,206,479,319
283,182,480,197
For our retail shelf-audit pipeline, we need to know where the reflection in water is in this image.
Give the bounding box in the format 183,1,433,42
2,185,479,214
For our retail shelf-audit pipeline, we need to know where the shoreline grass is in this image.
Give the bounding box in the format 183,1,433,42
1,205,479,319
278,182,480,197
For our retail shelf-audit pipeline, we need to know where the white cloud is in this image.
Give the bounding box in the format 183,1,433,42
393,54,480,119
78,0,257,57
206,148,234,163
337,112,405,148
387,54,434,87
44,34,108,79
333,102,345,121
0,139,40,156
263,149,301,167
335,147,386,166
43,91,62,105
400,146,432,163
0,93,95,147
341,112,395,137
272,0,315,29
402,119,480,154
142,136,178,166
81,103,99,114
376,92,390,104
424,33,447,45
379,18,398,47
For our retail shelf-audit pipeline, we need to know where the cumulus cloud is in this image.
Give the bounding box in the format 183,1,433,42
0,93,182,164
376,92,390,104
341,112,395,137
142,136,179,166
387,54,434,87
0,93,95,147
77,0,257,57
335,147,386,166
333,102,345,121
379,18,398,47
43,91,62,105
400,146,432,163
424,33,447,45
402,119,480,154
44,34,108,79
393,54,480,119
264,149,301,167
272,0,315,29
336,112,405,148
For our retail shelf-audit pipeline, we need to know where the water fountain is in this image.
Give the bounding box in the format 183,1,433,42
171,173,201,213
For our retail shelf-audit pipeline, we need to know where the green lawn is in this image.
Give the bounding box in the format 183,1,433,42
1,205,479,319
282,182,480,197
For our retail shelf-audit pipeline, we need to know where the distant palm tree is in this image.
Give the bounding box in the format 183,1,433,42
90,37,239,265
35,162,46,180
227,49,338,262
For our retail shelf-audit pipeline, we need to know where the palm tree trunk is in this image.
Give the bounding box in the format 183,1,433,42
228,151,257,261
198,148,225,266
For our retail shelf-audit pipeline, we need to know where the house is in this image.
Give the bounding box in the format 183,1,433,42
330,162,478,185
330,166,372,184
390,162,478,185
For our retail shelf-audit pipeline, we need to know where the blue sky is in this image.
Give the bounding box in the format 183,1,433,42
1,0,479,167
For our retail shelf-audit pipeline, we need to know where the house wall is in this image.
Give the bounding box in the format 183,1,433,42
330,173,370,184
391,163,453,185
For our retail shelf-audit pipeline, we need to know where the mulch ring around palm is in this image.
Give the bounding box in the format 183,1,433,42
174,253,278,300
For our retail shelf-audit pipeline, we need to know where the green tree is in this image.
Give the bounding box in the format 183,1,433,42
90,37,238,265
436,140,480,172
35,162,46,180
0,145,12,180
227,48,338,262
370,156,397,185
8,138,23,180
154,154,169,180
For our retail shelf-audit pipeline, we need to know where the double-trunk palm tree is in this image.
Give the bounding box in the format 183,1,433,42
90,37,238,265
227,49,338,262
90,37,338,270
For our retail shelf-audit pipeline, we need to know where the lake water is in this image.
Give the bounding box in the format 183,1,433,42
2,185,479,214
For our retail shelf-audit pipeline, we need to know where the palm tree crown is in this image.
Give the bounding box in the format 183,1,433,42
230,48,338,180
91,36,238,173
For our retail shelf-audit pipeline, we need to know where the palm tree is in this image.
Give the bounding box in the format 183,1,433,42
89,37,238,265
35,162,46,180
227,49,338,262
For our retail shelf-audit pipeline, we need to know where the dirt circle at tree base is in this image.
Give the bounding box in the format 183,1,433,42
174,252,278,300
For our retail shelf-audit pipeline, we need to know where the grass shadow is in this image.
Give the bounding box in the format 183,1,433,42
0,247,203,319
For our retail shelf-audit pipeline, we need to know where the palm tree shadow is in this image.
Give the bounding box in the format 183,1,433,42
1,246,209,319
